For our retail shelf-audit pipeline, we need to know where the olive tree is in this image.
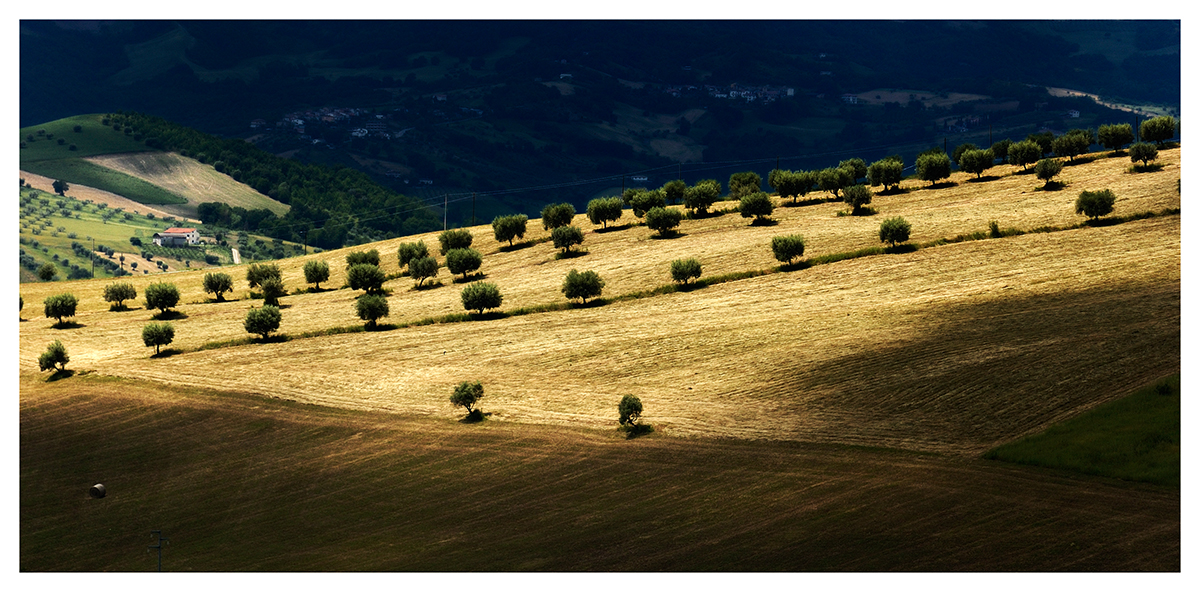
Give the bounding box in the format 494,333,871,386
916,152,952,185
660,179,687,205
202,272,234,301
867,158,903,192
879,216,912,247
355,294,390,328
1007,140,1042,171
838,158,867,182
141,322,175,355
739,191,774,224
397,241,430,272
445,248,483,281
818,166,853,197
587,196,624,229
1052,132,1090,162
438,229,473,255
842,184,872,214
951,143,978,169
1098,123,1134,154
243,305,281,340
246,262,281,289
103,282,137,310
1140,115,1176,145
37,262,57,282
260,276,286,306
1076,189,1117,221
38,340,69,372
1034,158,1064,187
644,206,683,237
460,282,503,315
771,234,806,265
1129,142,1159,166
561,269,604,304
409,256,439,287
345,249,380,268
491,214,528,246
684,179,721,215
43,293,78,325
450,380,484,418
540,202,576,230
552,225,584,254
144,282,180,315
347,263,386,294
618,394,643,428
728,171,762,200
958,149,995,179
670,258,702,285
990,139,1012,163
629,189,666,219
303,260,330,290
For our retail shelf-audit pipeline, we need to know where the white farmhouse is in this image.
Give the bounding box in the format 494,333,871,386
152,227,200,247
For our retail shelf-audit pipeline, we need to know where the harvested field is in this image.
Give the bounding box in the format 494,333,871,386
19,170,197,222
18,149,1181,457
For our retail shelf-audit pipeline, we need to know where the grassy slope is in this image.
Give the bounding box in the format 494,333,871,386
19,372,1179,572
984,374,1180,487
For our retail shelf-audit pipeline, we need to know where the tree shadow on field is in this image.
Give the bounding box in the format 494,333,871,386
569,298,609,309
1064,155,1099,167
883,243,919,255
51,321,85,330
648,231,686,240
45,369,75,382
749,218,779,227
1084,217,1122,228
452,273,487,284
924,181,958,190
497,239,543,252
412,280,444,291
468,311,507,322
1037,181,1067,192
364,322,398,332
150,348,184,359
458,410,489,424
781,195,842,207
594,223,634,233
1129,163,1165,174
967,175,1002,183
152,310,189,321
621,424,655,439
554,250,588,260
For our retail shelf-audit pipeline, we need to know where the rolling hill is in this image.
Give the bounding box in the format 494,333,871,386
19,147,1181,570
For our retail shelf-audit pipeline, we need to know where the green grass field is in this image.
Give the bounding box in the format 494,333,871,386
984,374,1180,487
21,159,187,206
20,114,155,161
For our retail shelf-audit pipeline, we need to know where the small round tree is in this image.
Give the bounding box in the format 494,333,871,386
1008,140,1042,171
990,139,1012,163
397,241,430,272
867,159,903,193
1034,158,1064,188
879,217,912,247
438,229,473,255
461,282,503,315
670,258,702,285
345,249,381,269
244,305,282,340
540,203,576,230
203,272,234,302
1129,142,1159,167
661,179,687,205
561,269,604,304
644,206,683,237
303,260,330,290
684,179,721,215
958,149,995,179
842,184,872,215
142,322,175,355
618,394,643,429
103,282,137,310
587,196,624,229
818,166,853,197
629,189,667,219
739,192,774,224
1098,123,1134,154
491,214,529,246
1139,115,1176,146
1075,189,1117,221
43,293,78,326
728,171,762,200
260,276,287,306
916,152,952,185
450,380,484,419
445,248,483,281
355,294,390,328
1052,132,1090,162
771,234,806,265
37,262,57,282
38,340,69,372
552,225,585,254
246,262,281,289
409,256,439,287
347,263,386,294
144,282,180,315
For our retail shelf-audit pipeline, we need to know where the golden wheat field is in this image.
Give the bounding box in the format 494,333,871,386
18,149,1180,455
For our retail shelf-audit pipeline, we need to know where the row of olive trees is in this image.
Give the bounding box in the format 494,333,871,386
447,379,649,434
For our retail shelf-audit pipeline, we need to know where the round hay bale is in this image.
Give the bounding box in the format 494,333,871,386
89,483,106,499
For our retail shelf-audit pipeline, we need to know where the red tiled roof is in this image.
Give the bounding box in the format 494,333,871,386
162,227,196,234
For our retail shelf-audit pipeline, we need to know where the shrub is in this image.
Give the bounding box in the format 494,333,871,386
738,192,774,223
347,263,386,294
491,214,529,246
244,305,282,340
438,228,473,255
771,235,807,265
303,260,330,290
1034,158,1064,187
684,179,721,215
1139,115,1176,145
842,184,872,214
445,248,483,280
203,272,234,302
618,394,643,427
409,256,439,287
345,249,380,269
1007,140,1042,171
586,196,624,228
38,340,69,372
142,322,175,355
552,225,584,254
260,276,286,306
37,262,57,281
540,203,576,230
144,282,180,314
879,217,912,247
1129,142,1159,166
916,152,952,185
460,282,503,314
561,269,605,303
397,241,430,271
669,258,702,285
644,206,683,237
246,262,281,289
43,293,78,325
103,282,137,310
355,294,390,328
450,380,484,417
728,171,762,200
1076,189,1117,221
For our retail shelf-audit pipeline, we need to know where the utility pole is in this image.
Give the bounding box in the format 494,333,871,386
300,229,306,255
443,194,448,231
148,530,169,572
90,236,95,278
471,192,476,227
